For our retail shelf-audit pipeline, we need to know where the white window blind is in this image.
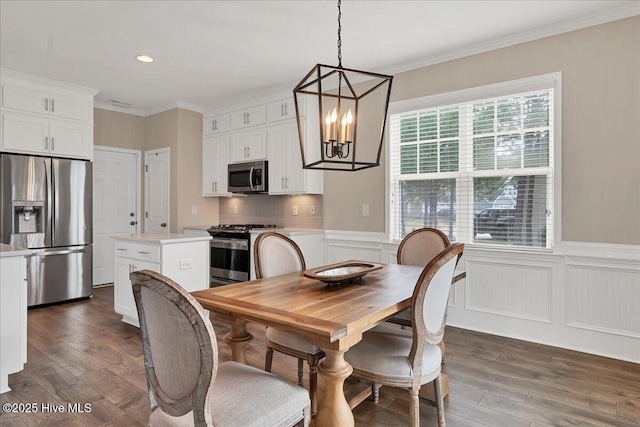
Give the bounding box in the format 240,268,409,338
389,87,554,249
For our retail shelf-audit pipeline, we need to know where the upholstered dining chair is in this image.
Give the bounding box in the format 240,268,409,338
130,270,311,427
345,243,464,427
254,231,324,415
388,227,451,327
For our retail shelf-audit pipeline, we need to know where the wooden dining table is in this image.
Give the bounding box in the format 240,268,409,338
191,261,465,427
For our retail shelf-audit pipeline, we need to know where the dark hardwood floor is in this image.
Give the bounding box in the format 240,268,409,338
1,286,638,426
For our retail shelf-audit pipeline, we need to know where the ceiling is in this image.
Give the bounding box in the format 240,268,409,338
1,1,638,114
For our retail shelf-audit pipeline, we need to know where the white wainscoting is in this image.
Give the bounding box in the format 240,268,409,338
323,231,640,363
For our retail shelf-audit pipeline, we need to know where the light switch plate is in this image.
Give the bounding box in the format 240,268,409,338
310,205,316,215
179,259,193,270
191,205,198,214
292,205,298,216
362,204,370,217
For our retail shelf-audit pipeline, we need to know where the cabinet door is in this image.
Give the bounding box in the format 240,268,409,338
267,124,288,194
283,123,306,193
114,257,159,326
2,85,48,115
247,128,267,160
203,113,230,136
230,105,267,130
230,132,249,162
1,112,49,154
267,98,297,123
49,92,92,121
49,119,92,159
202,134,231,196
114,258,138,324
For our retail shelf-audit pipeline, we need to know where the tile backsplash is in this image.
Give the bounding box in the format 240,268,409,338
219,194,323,229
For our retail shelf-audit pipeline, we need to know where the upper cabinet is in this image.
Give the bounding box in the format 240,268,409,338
202,113,230,136
202,93,323,196
230,105,266,130
1,71,98,160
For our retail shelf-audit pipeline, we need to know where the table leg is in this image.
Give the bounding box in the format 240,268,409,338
222,318,253,364
315,349,354,427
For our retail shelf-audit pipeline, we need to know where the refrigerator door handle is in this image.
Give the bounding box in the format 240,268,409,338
29,246,88,256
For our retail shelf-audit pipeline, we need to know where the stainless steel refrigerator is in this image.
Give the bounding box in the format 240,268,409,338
1,154,92,306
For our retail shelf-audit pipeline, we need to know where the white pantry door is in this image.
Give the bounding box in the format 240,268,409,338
93,147,141,285
145,148,170,233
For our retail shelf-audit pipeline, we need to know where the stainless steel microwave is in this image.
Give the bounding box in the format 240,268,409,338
228,160,268,193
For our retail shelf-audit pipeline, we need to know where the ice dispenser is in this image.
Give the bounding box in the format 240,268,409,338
13,201,45,234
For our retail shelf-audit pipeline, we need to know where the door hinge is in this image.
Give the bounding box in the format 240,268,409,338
145,165,148,172
145,211,148,218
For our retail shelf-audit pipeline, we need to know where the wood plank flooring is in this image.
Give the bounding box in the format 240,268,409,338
1,286,638,426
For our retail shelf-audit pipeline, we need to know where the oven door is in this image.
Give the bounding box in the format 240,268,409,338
210,237,249,282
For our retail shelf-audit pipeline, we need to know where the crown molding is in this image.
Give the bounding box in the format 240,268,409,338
1,68,99,96
94,101,145,116
379,3,640,77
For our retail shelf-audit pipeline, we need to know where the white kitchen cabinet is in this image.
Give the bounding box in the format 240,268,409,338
1,72,97,160
249,229,323,280
230,128,267,162
112,234,211,327
2,112,92,159
267,97,301,123
230,105,266,130
0,245,30,394
203,113,230,136
268,121,323,195
202,134,232,196
2,85,92,122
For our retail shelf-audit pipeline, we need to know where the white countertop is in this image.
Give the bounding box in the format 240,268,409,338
0,243,32,258
112,233,212,244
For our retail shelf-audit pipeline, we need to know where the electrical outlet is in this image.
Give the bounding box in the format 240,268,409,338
292,205,298,216
191,205,197,214
362,204,370,217
179,259,193,270
234,205,239,214
310,205,316,215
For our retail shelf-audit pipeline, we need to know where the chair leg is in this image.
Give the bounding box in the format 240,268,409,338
309,361,318,415
297,358,304,386
265,348,274,372
434,374,446,426
371,383,380,403
409,388,420,427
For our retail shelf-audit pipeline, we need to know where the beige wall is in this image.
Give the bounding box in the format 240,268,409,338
94,107,219,234
323,17,640,245
176,108,219,232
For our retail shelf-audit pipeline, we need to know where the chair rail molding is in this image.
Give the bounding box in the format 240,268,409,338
322,230,640,363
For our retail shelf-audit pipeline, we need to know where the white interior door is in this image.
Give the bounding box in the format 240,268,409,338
145,148,170,233
93,147,140,285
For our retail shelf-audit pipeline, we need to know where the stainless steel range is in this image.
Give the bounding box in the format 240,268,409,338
207,224,278,287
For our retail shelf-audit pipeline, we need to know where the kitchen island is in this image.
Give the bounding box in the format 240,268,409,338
0,244,31,393
112,233,212,326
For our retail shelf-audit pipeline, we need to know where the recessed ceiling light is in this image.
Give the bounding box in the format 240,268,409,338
136,55,154,63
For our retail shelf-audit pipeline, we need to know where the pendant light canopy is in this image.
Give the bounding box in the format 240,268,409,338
293,0,393,171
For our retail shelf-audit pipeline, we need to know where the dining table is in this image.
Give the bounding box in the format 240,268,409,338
191,261,465,427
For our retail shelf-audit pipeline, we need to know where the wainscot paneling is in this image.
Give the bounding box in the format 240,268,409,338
322,231,640,363
465,261,552,323
566,264,640,338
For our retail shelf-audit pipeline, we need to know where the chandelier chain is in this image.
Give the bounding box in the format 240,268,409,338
337,0,342,67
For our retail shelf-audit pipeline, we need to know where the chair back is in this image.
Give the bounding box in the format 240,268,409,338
131,270,217,426
408,243,463,381
397,228,450,267
254,232,306,279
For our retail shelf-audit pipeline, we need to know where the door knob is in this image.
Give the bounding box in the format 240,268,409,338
160,223,167,227
130,221,137,226
130,212,135,217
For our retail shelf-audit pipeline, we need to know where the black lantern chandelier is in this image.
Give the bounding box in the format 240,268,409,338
293,0,393,171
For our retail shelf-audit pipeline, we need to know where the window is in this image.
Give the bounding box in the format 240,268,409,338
388,75,557,249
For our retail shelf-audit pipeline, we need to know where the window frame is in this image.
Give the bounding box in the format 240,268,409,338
385,72,563,252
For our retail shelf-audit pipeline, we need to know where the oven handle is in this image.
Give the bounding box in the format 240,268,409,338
211,238,248,250
249,166,255,192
